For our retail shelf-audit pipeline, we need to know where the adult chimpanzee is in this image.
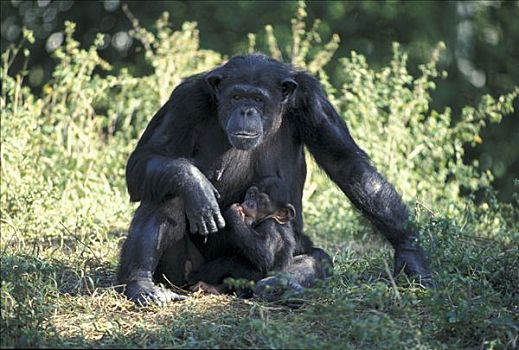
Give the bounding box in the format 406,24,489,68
186,176,310,296
117,53,433,306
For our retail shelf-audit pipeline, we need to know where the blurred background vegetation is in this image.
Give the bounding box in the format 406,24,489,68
1,0,518,201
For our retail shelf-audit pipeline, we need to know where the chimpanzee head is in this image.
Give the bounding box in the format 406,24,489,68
240,176,296,226
205,54,298,150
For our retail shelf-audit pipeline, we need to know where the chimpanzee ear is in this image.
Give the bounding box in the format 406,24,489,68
281,78,298,102
273,204,296,224
206,71,223,94
286,204,296,220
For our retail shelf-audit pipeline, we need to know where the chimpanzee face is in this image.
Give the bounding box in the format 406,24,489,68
205,56,297,151
239,181,296,225
241,186,276,220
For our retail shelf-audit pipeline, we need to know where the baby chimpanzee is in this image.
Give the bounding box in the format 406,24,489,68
188,177,298,295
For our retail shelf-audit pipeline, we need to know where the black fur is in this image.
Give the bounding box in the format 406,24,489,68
118,53,433,306
187,177,297,292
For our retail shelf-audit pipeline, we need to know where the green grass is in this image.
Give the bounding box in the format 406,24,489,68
1,3,518,348
2,220,517,348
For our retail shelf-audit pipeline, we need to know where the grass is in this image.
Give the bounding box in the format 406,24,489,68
2,214,517,348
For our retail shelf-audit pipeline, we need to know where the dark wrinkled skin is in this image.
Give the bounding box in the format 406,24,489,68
182,171,225,235
117,53,433,306
125,280,186,307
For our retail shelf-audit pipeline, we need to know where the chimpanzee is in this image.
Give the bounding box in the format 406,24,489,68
117,53,433,306
187,176,305,296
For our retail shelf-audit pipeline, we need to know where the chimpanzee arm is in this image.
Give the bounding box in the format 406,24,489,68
293,72,410,246
125,78,225,235
294,72,433,284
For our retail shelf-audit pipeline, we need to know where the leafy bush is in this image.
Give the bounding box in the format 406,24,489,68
1,2,517,348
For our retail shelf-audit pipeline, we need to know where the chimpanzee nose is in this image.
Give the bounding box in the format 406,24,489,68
241,108,256,117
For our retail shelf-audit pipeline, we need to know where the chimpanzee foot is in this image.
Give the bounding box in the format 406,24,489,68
125,280,186,306
394,236,435,288
254,275,304,302
189,281,223,295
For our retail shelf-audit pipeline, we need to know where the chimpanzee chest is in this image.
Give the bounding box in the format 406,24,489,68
205,150,256,206
193,119,304,206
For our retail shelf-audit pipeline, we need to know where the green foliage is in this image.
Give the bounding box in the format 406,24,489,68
3,0,518,201
1,3,518,348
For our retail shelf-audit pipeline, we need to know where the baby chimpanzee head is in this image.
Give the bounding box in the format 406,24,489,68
239,177,296,226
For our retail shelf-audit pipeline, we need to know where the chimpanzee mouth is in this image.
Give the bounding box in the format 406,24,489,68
228,132,263,150
231,132,259,139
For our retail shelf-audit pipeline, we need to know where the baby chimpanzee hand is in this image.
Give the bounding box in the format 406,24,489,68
225,203,246,223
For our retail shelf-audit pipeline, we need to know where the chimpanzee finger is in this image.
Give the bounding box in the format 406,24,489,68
188,217,198,234
171,292,187,301
208,182,221,199
205,215,218,233
214,212,226,229
198,221,209,236
151,295,165,307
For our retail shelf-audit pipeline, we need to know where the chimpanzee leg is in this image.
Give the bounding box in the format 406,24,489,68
155,234,205,287
117,198,196,306
187,256,262,286
287,248,333,286
254,248,333,301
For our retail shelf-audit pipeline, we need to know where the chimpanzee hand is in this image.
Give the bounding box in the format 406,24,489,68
184,178,226,235
225,203,246,223
224,203,249,227
394,236,435,288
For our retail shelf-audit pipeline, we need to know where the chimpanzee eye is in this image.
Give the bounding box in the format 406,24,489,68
254,97,263,103
232,94,241,100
